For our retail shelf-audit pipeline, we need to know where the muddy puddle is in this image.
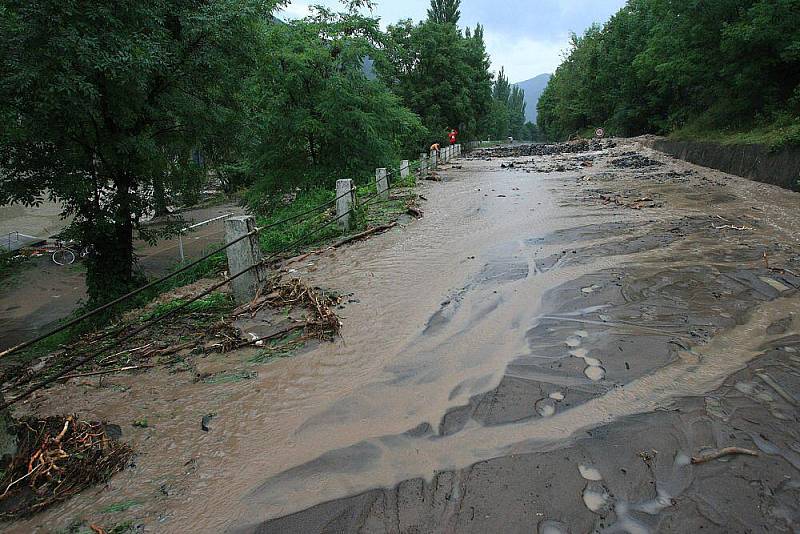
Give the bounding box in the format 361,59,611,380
8,141,800,533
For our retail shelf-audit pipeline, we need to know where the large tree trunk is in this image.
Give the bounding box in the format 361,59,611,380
84,177,138,306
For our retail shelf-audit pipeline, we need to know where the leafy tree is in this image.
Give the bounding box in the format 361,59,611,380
0,0,282,305
244,4,424,205
537,0,800,144
485,67,526,140
376,12,492,143
427,0,461,25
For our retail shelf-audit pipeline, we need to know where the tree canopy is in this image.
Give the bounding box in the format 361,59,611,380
243,4,424,207
427,0,461,25
375,1,493,143
0,0,508,307
0,0,282,304
537,0,800,146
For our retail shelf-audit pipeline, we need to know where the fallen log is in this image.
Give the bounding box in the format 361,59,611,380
58,364,155,381
691,447,758,464
406,206,423,218
330,222,398,248
284,222,398,265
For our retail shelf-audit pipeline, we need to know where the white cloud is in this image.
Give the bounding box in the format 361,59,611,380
277,2,572,82
483,31,568,83
278,2,314,20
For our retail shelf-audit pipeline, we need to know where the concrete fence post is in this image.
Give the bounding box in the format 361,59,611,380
336,179,355,231
400,160,410,179
430,150,438,170
376,168,389,200
224,215,263,303
420,153,428,176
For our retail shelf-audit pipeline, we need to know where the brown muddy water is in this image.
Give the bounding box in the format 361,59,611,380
7,140,800,533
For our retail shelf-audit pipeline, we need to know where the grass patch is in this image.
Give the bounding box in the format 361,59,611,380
257,188,343,255
110,521,135,534
139,291,233,322
670,117,800,151
202,370,258,384
102,500,139,514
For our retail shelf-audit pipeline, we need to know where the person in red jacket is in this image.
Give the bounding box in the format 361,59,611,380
448,128,458,145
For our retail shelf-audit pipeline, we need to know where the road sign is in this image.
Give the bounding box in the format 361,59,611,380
595,128,605,138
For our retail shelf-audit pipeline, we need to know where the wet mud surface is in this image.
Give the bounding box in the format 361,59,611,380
250,141,800,533
8,140,800,533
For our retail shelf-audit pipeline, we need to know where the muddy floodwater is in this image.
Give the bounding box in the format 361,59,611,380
9,139,800,533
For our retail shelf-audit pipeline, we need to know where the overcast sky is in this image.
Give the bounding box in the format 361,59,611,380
278,0,627,83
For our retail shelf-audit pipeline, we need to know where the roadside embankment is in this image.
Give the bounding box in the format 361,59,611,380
640,137,800,191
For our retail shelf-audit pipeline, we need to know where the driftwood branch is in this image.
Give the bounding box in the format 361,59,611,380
285,223,398,265
58,365,155,381
691,447,758,464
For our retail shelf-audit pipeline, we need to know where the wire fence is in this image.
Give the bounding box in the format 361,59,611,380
0,149,463,409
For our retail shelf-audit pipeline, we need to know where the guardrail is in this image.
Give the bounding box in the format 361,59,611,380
177,213,234,262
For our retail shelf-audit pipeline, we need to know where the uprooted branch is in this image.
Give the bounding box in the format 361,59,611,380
233,277,342,342
0,415,132,519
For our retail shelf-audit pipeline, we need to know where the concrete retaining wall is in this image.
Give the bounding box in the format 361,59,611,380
643,138,800,191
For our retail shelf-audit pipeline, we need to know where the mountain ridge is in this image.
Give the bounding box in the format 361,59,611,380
513,73,552,124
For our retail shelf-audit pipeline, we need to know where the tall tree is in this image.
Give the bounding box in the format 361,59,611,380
244,4,424,202
0,0,283,305
376,14,492,142
537,0,800,144
427,0,461,25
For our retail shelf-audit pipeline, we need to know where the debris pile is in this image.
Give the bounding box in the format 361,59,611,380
0,415,132,520
233,277,342,343
472,139,616,159
610,152,663,169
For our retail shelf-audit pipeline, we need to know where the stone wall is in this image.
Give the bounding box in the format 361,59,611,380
643,138,800,191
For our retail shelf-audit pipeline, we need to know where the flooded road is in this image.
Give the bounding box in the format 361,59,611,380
9,140,800,533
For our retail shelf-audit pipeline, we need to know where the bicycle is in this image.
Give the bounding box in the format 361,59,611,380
22,240,93,266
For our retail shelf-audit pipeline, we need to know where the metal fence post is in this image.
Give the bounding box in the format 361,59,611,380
224,215,263,303
376,168,389,200
336,179,355,231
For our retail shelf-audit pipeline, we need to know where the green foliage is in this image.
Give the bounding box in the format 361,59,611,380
485,68,528,140
140,292,232,322
376,8,493,144
255,189,343,254
0,0,285,306
537,0,800,144
428,0,461,24
244,6,425,196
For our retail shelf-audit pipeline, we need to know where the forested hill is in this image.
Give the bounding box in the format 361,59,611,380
536,0,800,148
513,73,551,123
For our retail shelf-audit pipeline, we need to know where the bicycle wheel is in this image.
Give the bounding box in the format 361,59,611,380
52,248,76,266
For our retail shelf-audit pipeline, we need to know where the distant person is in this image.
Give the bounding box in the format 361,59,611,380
448,129,457,145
